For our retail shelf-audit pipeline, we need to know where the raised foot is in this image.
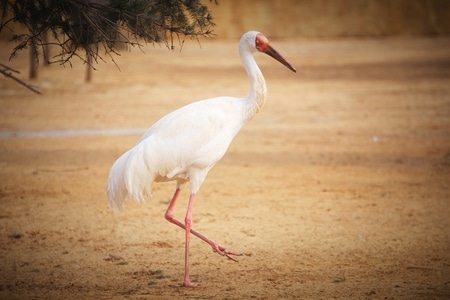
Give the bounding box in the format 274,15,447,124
211,243,243,262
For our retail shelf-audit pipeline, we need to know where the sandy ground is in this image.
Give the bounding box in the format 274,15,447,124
1,36,450,299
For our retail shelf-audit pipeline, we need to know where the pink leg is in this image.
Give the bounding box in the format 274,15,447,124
164,189,242,261
182,194,196,287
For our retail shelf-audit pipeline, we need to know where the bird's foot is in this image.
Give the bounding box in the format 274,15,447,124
171,277,199,288
177,280,198,288
172,281,199,288
211,243,242,262
183,281,198,288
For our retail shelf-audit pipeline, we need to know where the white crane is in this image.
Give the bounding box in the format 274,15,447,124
107,31,296,287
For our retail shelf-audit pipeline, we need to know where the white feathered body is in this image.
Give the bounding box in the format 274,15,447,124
107,95,260,209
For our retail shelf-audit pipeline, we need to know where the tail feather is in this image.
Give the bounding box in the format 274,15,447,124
107,144,154,210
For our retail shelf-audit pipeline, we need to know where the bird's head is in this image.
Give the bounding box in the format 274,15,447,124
242,31,296,73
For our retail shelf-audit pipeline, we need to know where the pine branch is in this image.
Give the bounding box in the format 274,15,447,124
0,0,217,89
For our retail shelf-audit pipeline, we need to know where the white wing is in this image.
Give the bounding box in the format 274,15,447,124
138,97,246,183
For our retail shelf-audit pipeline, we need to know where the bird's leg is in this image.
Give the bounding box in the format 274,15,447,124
182,194,196,287
164,189,242,262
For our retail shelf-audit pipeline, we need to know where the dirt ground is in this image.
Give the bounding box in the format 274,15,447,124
1,36,450,299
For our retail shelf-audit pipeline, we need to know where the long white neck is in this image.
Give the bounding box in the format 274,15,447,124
239,45,267,121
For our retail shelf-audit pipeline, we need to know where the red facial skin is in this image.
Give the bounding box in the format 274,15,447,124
255,33,296,73
255,33,270,52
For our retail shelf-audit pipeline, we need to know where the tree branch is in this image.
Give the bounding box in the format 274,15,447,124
0,63,41,95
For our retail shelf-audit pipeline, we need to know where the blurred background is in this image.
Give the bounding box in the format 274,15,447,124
1,0,449,41
205,0,450,39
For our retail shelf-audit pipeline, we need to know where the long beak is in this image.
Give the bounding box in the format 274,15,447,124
265,45,296,73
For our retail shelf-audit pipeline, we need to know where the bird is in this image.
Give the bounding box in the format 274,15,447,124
106,31,296,287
